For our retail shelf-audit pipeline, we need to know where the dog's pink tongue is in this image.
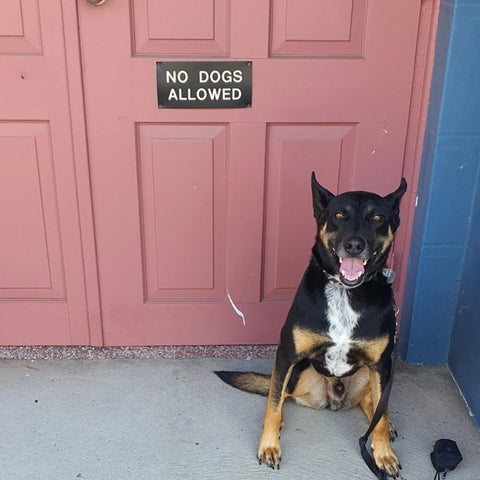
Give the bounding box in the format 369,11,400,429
340,258,364,281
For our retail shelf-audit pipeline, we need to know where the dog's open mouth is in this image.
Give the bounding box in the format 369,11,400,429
338,257,368,287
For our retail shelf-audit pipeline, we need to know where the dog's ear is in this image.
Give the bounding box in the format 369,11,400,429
384,178,407,230
311,171,334,221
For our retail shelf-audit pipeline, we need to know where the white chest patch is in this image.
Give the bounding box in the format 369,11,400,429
324,281,360,377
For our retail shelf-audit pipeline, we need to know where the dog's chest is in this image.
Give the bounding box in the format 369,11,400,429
322,281,360,377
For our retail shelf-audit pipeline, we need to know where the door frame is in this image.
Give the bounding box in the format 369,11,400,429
61,1,103,345
392,0,442,320
64,0,441,346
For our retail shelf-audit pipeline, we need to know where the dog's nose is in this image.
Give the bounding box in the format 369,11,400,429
343,236,365,255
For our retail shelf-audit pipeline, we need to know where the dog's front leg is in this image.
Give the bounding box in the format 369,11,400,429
257,345,295,469
368,367,400,478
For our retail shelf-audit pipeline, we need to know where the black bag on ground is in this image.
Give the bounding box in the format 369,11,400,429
431,439,462,479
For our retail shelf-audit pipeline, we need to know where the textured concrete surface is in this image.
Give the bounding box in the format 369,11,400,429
0,345,277,360
0,358,478,480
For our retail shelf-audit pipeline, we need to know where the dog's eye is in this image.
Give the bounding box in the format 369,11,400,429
372,214,383,222
334,212,344,220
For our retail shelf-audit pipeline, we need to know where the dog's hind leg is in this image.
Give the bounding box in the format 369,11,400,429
257,345,296,469
289,364,329,409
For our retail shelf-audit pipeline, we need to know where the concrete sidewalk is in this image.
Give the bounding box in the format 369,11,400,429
1,357,478,480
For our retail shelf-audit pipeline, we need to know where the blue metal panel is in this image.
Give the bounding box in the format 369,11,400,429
450,244,480,427
401,0,480,424
403,245,464,363
450,168,480,427
400,0,457,364
422,138,478,246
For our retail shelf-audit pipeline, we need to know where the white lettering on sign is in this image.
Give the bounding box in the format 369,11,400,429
167,69,243,85
166,70,189,84
198,70,243,84
167,88,242,102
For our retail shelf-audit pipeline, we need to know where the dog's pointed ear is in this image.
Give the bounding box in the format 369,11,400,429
384,177,407,205
384,178,407,230
312,172,334,221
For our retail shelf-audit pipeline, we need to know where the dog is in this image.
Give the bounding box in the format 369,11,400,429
216,172,407,478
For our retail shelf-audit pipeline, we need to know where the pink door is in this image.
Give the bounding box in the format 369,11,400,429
0,1,98,345
78,0,422,346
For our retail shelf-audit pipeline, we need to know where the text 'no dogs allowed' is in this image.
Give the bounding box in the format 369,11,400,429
156,61,252,109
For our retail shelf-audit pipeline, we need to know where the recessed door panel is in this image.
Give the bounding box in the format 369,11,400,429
132,0,228,55
138,124,227,301
270,0,367,56
0,123,64,299
263,124,355,300
0,0,42,53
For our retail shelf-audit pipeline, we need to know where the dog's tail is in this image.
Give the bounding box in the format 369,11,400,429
215,371,271,396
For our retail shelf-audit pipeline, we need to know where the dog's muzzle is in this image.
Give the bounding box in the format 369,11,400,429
335,236,371,287
339,257,367,283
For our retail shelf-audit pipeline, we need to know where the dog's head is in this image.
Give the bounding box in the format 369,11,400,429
311,172,407,288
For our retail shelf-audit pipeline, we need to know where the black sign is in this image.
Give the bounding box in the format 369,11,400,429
156,61,252,109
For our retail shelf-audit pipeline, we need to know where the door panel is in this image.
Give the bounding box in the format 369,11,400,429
0,123,64,299
271,0,367,56
79,0,422,345
138,123,227,301
133,0,229,55
0,1,90,344
0,0,42,53
263,124,356,301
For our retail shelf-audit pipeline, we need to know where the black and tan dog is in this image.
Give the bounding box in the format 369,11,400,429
216,172,407,478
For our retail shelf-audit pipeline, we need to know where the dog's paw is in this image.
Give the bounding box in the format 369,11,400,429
372,443,400,478
257,444,282,470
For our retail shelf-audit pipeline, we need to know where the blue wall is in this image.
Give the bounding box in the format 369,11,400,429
450,176,480,425
400,0,480,424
